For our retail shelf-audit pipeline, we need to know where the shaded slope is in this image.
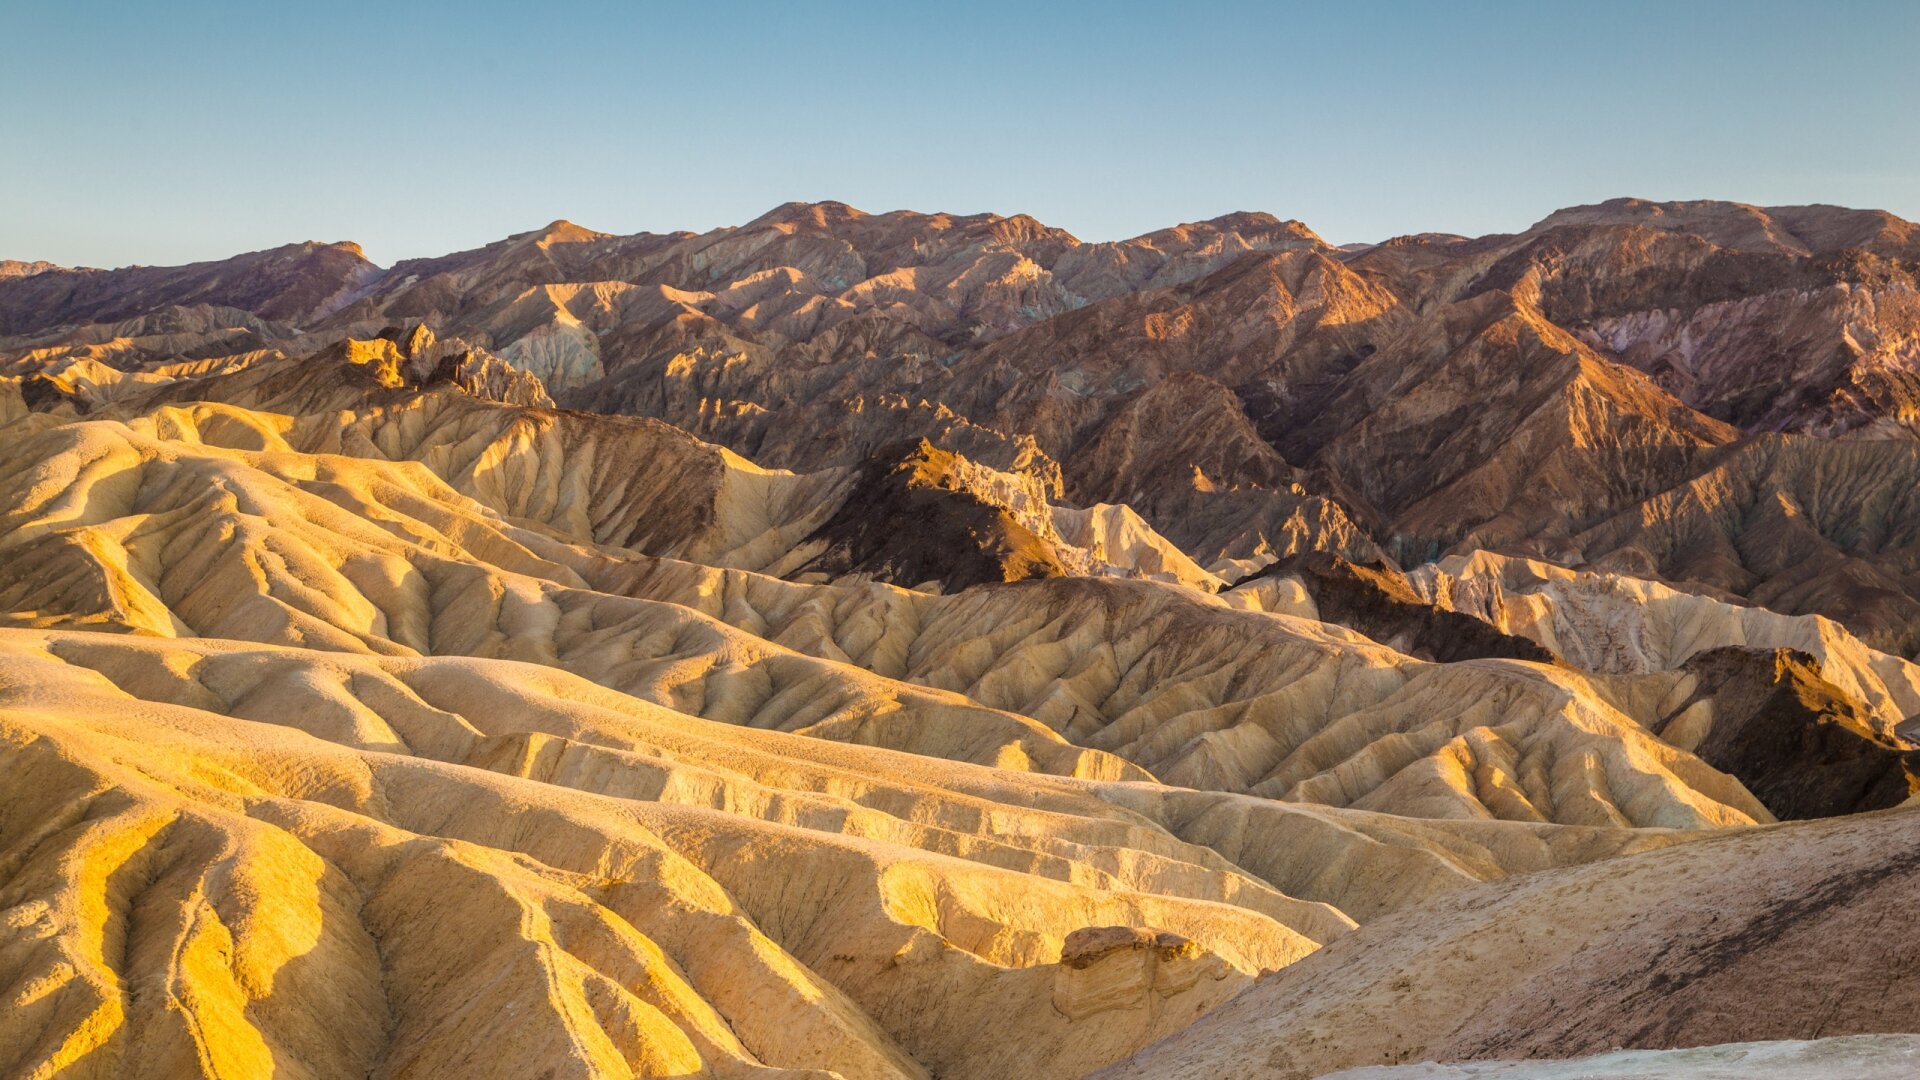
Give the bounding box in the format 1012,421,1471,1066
1571,436,1920,654
793,439,1073,590
1662,646,1919,819
1408,550,1920,736
1226,552,1559,665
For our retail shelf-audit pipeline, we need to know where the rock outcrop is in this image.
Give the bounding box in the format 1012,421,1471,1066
1662,646,1920,819
1052,927,1234,1022
1228,552,1560,664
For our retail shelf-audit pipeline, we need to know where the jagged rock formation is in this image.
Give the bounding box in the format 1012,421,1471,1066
792,439,1078,590
15,197,1920,646
9,196,1920,1077
1660,646,1919,819
0,304,304,371
790,439,1226,592
0,379,1776,828
1226,552,1559,664
1408,551,1920,735
0,258,60,279
1565,436,1920,655
1504,199,1920,437
0,374,1735,1075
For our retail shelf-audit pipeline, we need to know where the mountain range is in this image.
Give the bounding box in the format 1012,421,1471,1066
4,196,1920,1079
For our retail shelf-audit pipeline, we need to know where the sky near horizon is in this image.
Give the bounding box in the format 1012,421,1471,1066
4,0,1917,268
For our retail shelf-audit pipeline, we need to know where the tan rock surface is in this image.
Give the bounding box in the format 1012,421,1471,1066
1316,1035,1920,1080
0,394,1778,829
1409,550,1920,734
1099,803,1920,1080
0,630,1307,1078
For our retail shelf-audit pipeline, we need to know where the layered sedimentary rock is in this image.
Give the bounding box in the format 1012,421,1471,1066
1225,552,1559,665
9,195,1920,1077
0,376,1732,1075
0,630,1307,1080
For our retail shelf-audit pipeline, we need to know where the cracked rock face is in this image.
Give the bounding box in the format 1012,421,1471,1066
1053,927,1233,1022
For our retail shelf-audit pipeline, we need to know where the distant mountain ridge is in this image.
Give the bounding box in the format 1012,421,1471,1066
7,197,1920,650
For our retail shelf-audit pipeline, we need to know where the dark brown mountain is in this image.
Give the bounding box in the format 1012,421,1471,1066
0,240,379,336
9,197,1920,654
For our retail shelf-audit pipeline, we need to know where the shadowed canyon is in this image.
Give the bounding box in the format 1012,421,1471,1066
5,197,1920,1078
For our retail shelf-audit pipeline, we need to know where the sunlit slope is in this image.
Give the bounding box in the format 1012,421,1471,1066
0,629,1699,1079
93,337,1230,589
114,330,852,572
0,629,1332,1079
0,399,1773,829
609,564,1771,828
6,197,1920,1079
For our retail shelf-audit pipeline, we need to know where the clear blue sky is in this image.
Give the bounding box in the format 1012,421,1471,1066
4,0,1917,268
